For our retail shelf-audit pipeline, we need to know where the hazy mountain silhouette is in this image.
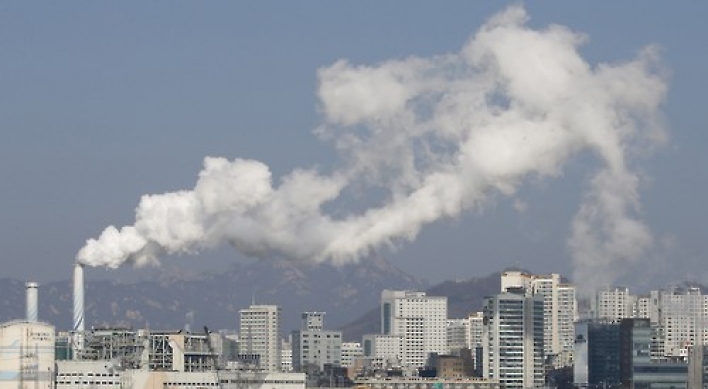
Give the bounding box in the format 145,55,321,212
0,258,426,334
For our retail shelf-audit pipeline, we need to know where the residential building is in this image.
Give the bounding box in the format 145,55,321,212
380,290,447,368
446,318,469,355
483,289,544,389
501,271,577,367
240,305,281,372
652,287,708,359
281,338,292,372
594,286,635,321
340,342,363,368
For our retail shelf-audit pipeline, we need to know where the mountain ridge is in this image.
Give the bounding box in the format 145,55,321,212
0,257,427,335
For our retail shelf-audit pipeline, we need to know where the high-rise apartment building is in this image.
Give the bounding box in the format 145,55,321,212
446,318,469,355
635,296,651,319
594,286,635,321
501,271,577,367
239,304,281,372
651,287,708,358
281,338,292,372
467,312,484,376
483,290,545,389
467,312,484,350
380,290,447,368
557,283,578,366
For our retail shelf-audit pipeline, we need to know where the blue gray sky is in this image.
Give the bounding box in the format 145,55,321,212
1,3,706,290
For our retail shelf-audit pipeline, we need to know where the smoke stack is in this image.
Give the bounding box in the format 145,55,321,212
25,281,39,322
73,263,85,332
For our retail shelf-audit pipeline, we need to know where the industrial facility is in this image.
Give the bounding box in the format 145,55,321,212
0,264,306,389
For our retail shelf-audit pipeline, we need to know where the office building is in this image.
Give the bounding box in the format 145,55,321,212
620,318,687,389
291,312,341,372
573,320,621,388
362,334,402,368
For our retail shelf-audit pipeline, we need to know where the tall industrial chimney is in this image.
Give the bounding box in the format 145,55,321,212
73,263,85,332
25,281,39,322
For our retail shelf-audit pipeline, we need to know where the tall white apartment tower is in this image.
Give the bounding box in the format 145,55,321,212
467,312,484,375
594,286,635,320
381,290,447,368
653,286,708,358
557,283,578,366
239,304,281,372
501,271,578,367
483,290,545,389
467,312,484,351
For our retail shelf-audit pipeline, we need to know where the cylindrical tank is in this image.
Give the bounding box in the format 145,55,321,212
25,282,39,323
73,264,84,332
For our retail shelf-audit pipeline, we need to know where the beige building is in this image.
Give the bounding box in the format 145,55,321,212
0,321,55,389
355,377,499,389
239,305,281,372
434,355,465,379
56,328,305,389
56,360,306,389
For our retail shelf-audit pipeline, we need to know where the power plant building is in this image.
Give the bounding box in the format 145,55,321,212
54,328,306,389
0,321,55,389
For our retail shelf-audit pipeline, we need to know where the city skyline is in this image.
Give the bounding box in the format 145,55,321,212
1,3,706,291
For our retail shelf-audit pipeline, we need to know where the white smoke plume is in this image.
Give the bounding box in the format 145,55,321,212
77,6,667,290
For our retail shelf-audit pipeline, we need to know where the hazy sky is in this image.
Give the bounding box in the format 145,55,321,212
1,2,706,290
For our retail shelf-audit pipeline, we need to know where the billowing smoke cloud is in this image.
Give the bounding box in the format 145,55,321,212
77,6,667,290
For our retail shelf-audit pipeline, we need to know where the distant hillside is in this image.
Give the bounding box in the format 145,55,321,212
0,257,426,334
339,271,501,341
